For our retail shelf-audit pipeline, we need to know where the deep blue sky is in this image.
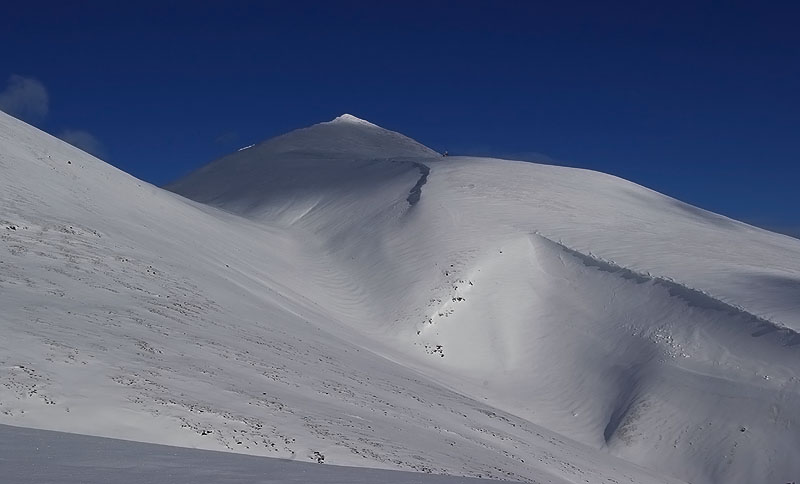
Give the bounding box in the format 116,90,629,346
1,1,798,236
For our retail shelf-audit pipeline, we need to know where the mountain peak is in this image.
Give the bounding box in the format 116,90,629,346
200,113,439,162
167,112,440,201
329,113,379,127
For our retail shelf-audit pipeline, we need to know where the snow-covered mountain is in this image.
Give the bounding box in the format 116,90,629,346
3,110,800,484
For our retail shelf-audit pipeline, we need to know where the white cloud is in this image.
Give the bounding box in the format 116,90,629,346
0,74,49,124
58,129,107,159
0,75,106,158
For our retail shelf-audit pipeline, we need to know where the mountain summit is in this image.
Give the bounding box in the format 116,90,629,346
329,113,381,126
167,114,438,219
236,114,437,159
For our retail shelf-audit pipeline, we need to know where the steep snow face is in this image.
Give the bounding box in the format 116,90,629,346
171,116,800,484
0,110,682,484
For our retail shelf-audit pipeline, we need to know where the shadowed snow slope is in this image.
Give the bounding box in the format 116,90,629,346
168,114,438,219
0,424,508,484
2,111,799,484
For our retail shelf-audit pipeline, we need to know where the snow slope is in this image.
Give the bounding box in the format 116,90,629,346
0,110,683,484
170,114,800,484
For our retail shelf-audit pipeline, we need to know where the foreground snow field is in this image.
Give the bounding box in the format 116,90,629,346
0,424,512,484
2,111,800,483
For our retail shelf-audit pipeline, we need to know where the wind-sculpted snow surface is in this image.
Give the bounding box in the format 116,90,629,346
3,111,800,484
